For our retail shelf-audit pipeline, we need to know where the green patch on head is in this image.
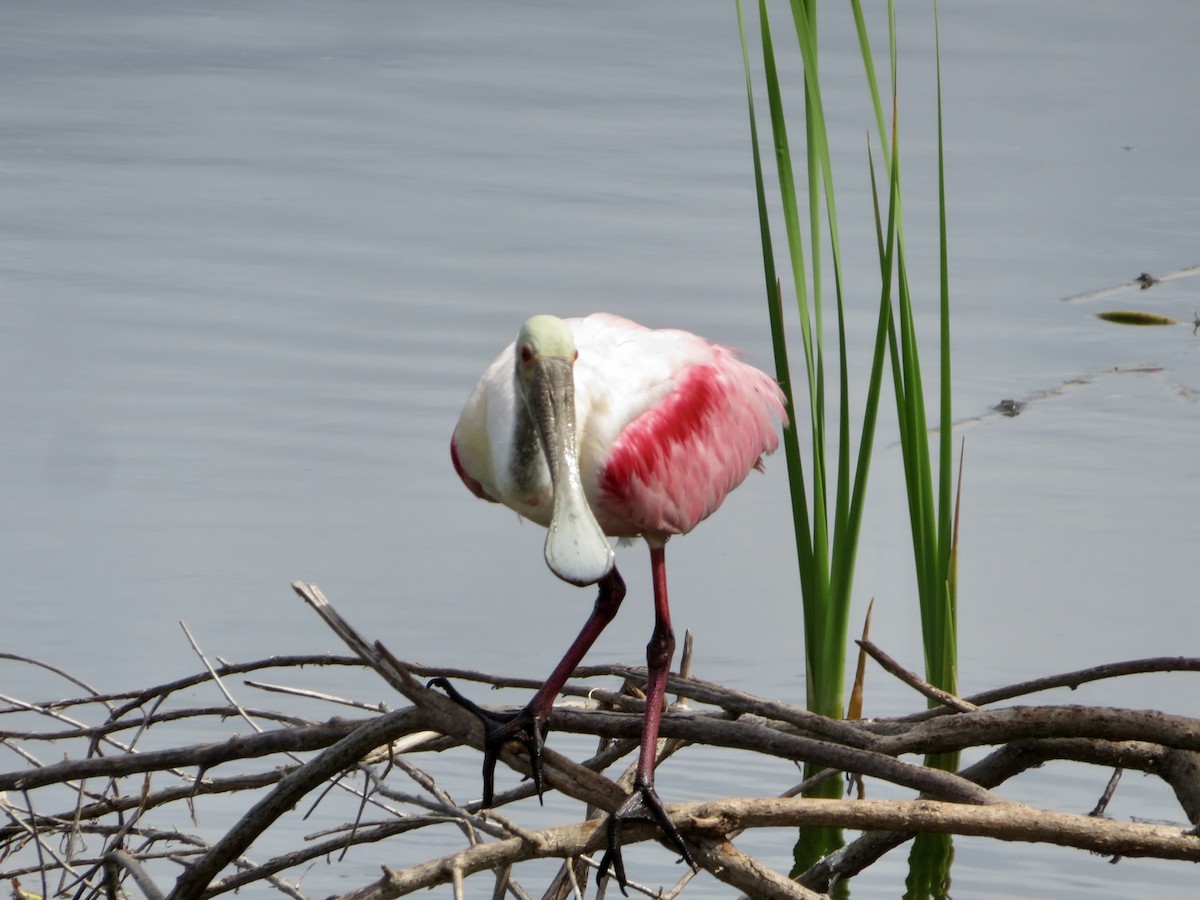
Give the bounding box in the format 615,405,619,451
519,315,577,361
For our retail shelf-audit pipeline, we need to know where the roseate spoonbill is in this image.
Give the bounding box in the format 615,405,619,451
432,313,785,885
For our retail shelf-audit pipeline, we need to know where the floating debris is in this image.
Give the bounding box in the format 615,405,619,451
944,365,1191,441
1061,264,1200,303
1096,310,1180,326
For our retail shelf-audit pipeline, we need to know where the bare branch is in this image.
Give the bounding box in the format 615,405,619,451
105,848,167,900
896,657,1200,722
171,708,435,899
1,717,385,792
4,585,1199,899
873,706,1200,757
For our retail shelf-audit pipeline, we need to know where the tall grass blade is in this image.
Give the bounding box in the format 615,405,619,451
735,0,816,605
739,0,957,889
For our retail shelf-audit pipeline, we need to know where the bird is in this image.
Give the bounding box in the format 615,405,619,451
432,312,785,887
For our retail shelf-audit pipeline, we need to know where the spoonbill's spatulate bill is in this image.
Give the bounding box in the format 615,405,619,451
435,313,785,886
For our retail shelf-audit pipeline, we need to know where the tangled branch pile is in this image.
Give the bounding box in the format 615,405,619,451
2,582,1198,899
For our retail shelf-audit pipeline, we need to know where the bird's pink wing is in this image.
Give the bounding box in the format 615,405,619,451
596,341,785,537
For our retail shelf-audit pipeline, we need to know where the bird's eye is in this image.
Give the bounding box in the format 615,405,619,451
520,345,533,363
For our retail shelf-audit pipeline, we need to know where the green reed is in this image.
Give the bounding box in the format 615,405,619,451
736,0,959,889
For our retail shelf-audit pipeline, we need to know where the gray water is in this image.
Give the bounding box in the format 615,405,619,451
3,2,1199,897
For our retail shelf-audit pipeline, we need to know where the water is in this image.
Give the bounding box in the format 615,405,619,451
3,2,1198,897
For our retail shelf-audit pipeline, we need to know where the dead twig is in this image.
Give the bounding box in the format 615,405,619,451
855,639,977,712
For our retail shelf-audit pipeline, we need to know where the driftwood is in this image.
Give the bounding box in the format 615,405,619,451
1,583,1197,900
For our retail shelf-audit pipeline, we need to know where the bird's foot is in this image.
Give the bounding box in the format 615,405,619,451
426,677,548,807
597,778,697,894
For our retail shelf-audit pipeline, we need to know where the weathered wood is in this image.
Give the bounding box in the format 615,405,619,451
1,584,1197,899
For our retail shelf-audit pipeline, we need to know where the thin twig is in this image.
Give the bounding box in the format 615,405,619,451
1090,768,1124,817
0,653,108,704
105,848,167,900
895,656,1200,722
856,638,977,712
243,680,389,713
180,622,267,736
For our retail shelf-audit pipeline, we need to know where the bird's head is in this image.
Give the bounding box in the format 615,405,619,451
513,315,614,587
515,315,578,395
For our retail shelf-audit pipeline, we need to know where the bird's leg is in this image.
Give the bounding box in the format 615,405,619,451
429,566,626,807
598,544,698,893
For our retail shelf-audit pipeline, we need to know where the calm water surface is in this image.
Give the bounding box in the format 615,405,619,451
3,2,1198,897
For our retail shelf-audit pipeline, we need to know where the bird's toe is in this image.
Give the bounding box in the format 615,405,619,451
597,779,697,893
427,678,549,806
